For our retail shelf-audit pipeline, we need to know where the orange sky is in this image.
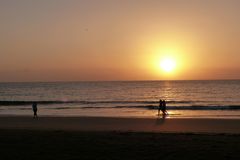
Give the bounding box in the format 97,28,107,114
1,0,240,82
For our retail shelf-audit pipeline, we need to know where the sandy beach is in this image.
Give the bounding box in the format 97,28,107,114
0,116,240,160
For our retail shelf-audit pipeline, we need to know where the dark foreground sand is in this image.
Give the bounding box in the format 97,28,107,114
0,116,240,160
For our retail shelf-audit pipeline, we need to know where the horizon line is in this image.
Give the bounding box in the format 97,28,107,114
0,79,240,83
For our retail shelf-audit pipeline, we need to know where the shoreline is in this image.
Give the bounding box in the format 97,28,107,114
0,116,240,134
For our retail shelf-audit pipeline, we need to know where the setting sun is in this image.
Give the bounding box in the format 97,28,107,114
160,58,176,73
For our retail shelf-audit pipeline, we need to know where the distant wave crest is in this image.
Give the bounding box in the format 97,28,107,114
0,100,240,110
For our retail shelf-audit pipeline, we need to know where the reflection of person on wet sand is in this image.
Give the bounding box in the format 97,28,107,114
156,112,166,125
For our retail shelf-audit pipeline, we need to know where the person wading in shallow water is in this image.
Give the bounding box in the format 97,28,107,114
32,102,38,118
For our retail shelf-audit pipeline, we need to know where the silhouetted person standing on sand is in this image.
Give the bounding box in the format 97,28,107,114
32,102,38,118
158,100,163,116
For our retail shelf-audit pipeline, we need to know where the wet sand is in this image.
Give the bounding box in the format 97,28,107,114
0,116,240,134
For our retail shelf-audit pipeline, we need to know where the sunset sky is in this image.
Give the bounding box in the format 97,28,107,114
1,0,240,82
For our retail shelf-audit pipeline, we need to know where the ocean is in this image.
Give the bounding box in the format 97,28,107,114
0,80,240,118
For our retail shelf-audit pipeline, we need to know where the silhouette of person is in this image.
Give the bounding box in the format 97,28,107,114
162,100,167,115
32,102,38,118
158,99,163,116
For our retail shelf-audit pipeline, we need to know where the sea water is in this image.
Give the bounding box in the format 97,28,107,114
0,80,240,118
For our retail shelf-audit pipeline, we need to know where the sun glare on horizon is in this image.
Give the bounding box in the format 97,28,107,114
160,58,176,73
